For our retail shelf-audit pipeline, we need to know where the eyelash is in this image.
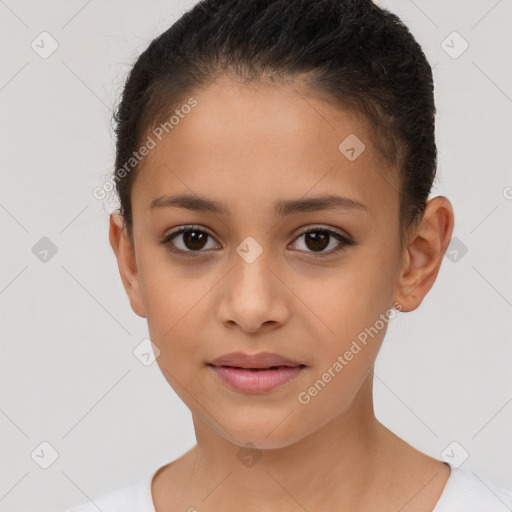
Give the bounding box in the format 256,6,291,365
160,224,354,258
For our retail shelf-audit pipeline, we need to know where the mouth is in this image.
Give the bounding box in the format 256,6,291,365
207,361,307,394
208,351,306,370
209,364,306,370
207,351,307,393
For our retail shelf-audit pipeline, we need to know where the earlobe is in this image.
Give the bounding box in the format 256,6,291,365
108,212,147,318
393,196,454,312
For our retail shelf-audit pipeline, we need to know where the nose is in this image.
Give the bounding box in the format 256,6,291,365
216,248,291,335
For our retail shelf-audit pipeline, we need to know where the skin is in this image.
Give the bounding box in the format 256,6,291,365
109,75,454,511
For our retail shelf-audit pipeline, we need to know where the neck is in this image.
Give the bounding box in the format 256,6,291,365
187,372,398,510
156,371,449,511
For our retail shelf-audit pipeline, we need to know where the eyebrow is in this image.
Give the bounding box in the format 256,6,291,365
149,193,369,217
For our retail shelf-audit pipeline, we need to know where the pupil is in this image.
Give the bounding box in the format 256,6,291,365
184,231,207,250
306,232,329,251
181,231,331,252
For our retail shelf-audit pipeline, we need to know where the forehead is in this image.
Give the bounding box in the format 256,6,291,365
132,76,398,219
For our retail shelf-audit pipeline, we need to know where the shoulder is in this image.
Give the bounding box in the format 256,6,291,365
61,469,156,512
434,465,512,512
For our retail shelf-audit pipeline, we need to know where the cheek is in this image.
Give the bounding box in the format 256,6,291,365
137,260,217,369
137,248,214,332
297,254,396,333
295,273,390,417
295,250,396,378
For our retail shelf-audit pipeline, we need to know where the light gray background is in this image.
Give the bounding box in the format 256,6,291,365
1,1,511,511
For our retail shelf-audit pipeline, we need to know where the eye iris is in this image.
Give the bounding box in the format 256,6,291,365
184,230,208,250
305,231,329,252
173,229,340,253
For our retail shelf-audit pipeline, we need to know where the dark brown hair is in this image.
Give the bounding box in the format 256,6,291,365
112,0,437,248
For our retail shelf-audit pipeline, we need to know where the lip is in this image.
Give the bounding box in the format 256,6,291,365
209,351,305,369
208,352,306,394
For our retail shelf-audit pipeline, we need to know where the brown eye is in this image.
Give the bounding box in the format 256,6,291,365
304,231,330,251
181,230,208,250
161,225,354,258
291,227,354,255
162,226,220,255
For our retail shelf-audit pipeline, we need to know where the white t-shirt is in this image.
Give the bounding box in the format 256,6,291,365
64,461,512,512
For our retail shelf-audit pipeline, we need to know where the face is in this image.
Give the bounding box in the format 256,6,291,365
112,76,412,450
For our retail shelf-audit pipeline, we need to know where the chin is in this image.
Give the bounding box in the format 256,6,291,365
220,416,310,451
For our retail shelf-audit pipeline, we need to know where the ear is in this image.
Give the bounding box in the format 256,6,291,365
108,212,146,318
393,196,454,312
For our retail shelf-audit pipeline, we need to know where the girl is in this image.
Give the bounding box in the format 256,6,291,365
67,0,512,510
